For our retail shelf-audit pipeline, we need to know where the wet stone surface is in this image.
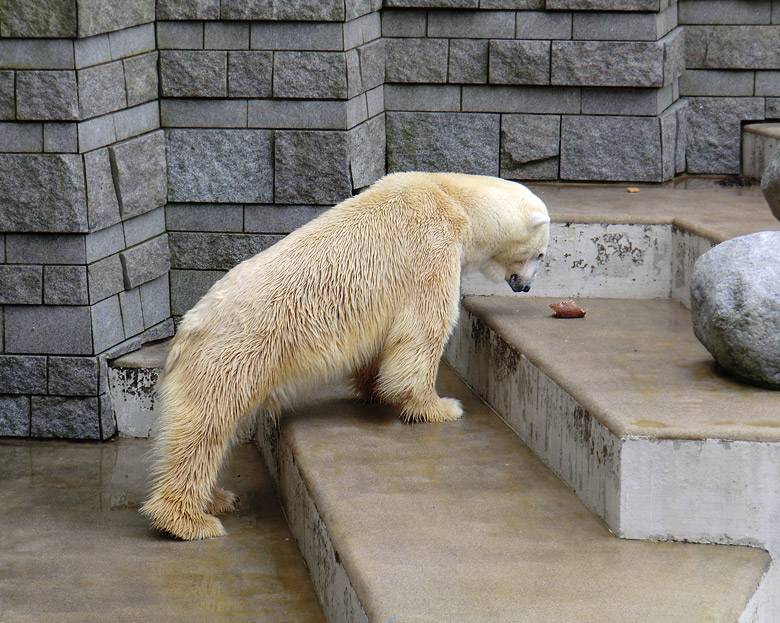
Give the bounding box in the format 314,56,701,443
0,439,325,623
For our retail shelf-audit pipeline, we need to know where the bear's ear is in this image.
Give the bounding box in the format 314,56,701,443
529,213,550,230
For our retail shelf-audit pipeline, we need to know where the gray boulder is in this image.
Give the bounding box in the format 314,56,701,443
761,148,780,222
690,231,780,389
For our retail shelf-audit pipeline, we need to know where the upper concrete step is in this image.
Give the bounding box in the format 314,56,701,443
743,123,780,180
255,366,769,623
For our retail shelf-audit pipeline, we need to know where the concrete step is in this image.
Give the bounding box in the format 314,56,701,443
742,123,780,180
445,296,779,620
254,365,769,623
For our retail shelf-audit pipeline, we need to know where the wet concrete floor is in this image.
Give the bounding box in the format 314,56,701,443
0,439,325,623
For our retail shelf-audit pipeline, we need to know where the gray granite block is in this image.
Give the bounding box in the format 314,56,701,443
275,130,352,204
0,0,77,38
250,21,344,51
244,205,327,233
479,0,543,6
384,0,476,6
0,123,43,153
160,50,227,97
84,148,121,232
660,102,678,181
169,232,283,270
85,223,124,263
109,130,167,219
167,129,274,203
88,254,124,304
572,7,676,41
170,269,225,315
516,11,572,39
91,294,125,353
0,266,43,305
0,355,47,394
679,0,772,25
48,356,99,396
139,274,171,329
347,49,363,98
679,69,755,96
359,39,386,91
685,25,780,69
462,85,580,114
0,71,14,120
77,0,153,38
552,41,665,87
165,204,244,232
381,9,426,36
449,39,488,84
124,52,158,107
44,265,89,305
0,39,75,70
686,96,764,174
161,99,248,128
78,61,127,119
112,102,161,142
205,21,249,49
43,123,78,153
31,396,100,439
158,0,217,19
157,21,204,48
349,114,386,189
100,393,117,440
221,0,345,20
490,40,551,85
756,71,780,96
344,11,381,49
547,0,663,8
366,85,384,117
119,288,144,337
6,234,86,265
5,305,92,355
78,115,117,152
384,84,461,111
16,71,79,121
228,52,272,97
427,9,514,38
560,114,663,182
74,34,111,68
386,111,500,176
120,235,170,290
0,396,30,437
581,85,673,116
248,99,348,129
0,157,87,233
273,52,348,99
123,207,166,247
107,23,156,60
386,38,448,83
347,93,369,128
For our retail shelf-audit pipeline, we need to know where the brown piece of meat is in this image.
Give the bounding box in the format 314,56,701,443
550,299,586,318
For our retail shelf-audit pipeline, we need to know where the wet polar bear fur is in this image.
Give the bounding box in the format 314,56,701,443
141,172,550,540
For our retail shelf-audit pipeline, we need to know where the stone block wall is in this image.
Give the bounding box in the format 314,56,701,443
382,0,687,183
0,7,172,439
679,0,780,174
2,0,780,439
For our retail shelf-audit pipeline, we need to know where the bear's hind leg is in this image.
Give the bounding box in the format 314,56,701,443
141,366,253,540
206,486,239,515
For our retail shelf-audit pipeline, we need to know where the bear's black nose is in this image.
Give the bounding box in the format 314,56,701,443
507,274,530,293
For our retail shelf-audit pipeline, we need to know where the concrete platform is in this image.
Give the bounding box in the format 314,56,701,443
0,439,324,623
255,366,770,623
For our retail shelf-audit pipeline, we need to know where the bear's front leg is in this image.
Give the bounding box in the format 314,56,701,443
376,329,463,424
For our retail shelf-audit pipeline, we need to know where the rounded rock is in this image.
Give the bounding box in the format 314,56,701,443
690,231,780,389
761,148,780,222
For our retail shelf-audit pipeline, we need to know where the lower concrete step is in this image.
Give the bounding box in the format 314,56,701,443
255,366,769,623
742,123,780,179
446,296,780,621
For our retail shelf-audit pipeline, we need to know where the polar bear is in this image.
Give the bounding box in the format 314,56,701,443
141,172,550,540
